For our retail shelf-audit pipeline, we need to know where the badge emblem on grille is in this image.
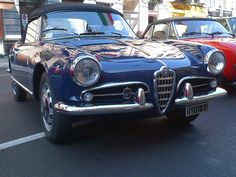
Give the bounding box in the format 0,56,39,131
184,83,194,99
162,67,169,76
123,87,132,99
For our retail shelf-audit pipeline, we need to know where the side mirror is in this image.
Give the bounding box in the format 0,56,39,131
136,31,144,39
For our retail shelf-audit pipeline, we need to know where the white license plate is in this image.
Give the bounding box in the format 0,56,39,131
186,103,208,117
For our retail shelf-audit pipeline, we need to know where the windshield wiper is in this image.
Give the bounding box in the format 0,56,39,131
182,32,202,36
109,32,122,38
104,32,134,39
42,27,78,36
182,31,230,37
43,27,68,33
79,32,105,36
44,31,133,41
204,31,235,37
205,31,223,36
227,33,235,37
44,31,105,41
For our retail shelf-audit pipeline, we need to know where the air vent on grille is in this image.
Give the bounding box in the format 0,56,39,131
154,66,175,114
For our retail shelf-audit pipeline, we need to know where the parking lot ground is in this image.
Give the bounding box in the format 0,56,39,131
1,66,236,177
0,67,43,144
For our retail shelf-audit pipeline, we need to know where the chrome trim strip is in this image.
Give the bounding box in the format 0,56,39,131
83,82,150,93
11,76,33,95
192,83,209,88
175,87,227,106
93,91,149,97
177,76,215,92
94,93,123,97
54,102,153,115
81,82,150,98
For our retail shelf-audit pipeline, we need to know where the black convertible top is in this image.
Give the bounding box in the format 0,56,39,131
152,17,216,25
29,3,122,22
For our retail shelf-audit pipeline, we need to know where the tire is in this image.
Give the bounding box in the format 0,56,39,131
167,109,199,124
39,72,72,143
11,81,27,101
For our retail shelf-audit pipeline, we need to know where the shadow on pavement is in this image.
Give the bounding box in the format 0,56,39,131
69,116,200,149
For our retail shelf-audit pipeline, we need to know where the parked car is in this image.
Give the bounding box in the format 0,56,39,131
216,17,236,35
9,4,227,143
142,17,236,83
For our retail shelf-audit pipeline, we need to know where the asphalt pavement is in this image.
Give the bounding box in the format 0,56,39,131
0,63,236,177
0,56,7,62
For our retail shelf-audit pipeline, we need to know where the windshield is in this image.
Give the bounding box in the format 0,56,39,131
41,11,136,40
229,18,236,33
174,20,231,38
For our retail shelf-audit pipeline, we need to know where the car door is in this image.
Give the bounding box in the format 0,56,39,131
10,18,40,90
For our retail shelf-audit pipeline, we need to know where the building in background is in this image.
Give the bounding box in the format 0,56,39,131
0,0,21,55
0,0,148,55
148,0,207,22
207,0,236,17
148,0,236,23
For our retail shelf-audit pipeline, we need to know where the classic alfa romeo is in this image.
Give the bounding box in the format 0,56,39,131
9,4,227,143
142,17,236,83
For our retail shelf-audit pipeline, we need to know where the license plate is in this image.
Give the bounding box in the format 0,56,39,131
186,103,208,117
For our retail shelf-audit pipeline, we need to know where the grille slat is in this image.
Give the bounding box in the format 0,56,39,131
154,67,175,114
157,84,173,88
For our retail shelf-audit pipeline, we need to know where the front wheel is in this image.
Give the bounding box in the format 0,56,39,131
167,109,199,124
11,81,27,101
39,73,72,143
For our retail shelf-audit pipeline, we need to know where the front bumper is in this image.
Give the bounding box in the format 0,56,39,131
175,87,227,106
54,87,227,116
54,102,153,116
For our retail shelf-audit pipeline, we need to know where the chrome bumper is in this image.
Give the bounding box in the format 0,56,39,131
55,88,153,116
54,102,153,115
175,87,227,106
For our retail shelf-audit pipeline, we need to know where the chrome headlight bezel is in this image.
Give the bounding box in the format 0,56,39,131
70,55,101,87
205,49,226,75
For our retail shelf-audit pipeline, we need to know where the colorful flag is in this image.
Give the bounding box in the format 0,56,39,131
98,12,114,26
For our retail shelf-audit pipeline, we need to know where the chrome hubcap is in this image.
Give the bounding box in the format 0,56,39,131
12,82,17,96
40,84,53,132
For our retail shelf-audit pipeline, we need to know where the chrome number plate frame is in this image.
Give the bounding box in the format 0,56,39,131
186,103,208,117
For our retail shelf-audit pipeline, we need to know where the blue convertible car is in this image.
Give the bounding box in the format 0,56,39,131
9,3,227,143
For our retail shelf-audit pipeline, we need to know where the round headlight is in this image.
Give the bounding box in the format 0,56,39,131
72,56,100,87
206,51,226,75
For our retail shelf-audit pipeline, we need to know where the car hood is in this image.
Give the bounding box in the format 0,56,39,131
56,38,185,60
182,37,236,48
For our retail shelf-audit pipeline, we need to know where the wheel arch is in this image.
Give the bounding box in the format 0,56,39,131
33,63,47,101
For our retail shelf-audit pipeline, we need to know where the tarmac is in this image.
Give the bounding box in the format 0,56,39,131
0,56,8,68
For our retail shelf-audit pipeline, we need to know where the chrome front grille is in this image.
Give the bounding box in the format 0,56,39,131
81,82,150,104
154,66,175,114
177,77,216,97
